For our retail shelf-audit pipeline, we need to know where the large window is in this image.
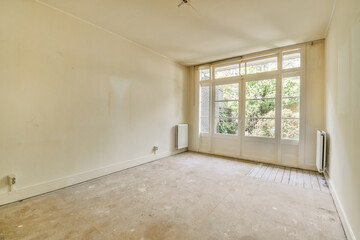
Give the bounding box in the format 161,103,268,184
245,79,276,137
198,46,303,141
214,83,239,135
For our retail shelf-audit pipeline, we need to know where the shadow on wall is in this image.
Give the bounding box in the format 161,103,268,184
326,133,331,172
171,125,177,150
0,177,9,193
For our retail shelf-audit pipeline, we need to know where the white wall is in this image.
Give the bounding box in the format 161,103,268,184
0,0,188,205
303,42,326,168
325,0,360,239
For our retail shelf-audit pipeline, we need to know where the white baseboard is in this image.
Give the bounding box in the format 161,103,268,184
325,174,357,240
0,149,186,206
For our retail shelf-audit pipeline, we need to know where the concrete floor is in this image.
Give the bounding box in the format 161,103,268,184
0,152,346,240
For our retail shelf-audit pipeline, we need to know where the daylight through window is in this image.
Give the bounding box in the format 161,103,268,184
198,47,303,141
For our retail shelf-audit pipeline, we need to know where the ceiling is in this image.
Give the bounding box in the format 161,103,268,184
39,0,335,66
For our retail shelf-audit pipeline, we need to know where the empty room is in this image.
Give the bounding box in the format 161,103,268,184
0,0,359,239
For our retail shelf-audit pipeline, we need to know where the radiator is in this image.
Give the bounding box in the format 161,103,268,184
176,124,188,149
316,130,327,173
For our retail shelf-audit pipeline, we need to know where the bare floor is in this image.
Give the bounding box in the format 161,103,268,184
0,152,346,240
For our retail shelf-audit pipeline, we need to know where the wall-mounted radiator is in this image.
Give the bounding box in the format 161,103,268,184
316,130,327,173
176,124,188,149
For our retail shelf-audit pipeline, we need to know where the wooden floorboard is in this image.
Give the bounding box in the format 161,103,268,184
310,171,321,191
274,167,284,183
282,168,291,184
247,163,329,191
255,165,267,178
296,169,304,187
268,167,279,182
263,166,273,180
248,164,260,177
289,168,297,186
317,173,329,193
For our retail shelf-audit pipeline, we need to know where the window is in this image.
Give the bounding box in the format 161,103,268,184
200,68,210,81
214,83,239,135
283,51,301,69
245,79,276,137
282,76,300,139
214,64,239,79
200,86,210,133
197,46,303,141
246,57,278,74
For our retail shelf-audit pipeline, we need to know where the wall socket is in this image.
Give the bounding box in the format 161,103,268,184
8,174,16,192
153,146,159,155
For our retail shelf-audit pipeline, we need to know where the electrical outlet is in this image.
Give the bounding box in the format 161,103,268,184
8,174,16,192
153,146,159,155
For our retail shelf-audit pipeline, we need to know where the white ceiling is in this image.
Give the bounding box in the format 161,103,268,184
39,0,334,66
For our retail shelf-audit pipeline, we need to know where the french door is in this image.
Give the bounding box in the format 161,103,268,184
211,80,241,157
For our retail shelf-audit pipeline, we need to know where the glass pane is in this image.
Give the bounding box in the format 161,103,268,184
215,101,238,118
240,62,246,75
245,118,275,137
246,57,278,74
200,117,209,133
215,118,238,135
200,86,209,102
283,52,301,69
282,76,300,97
282,98,300,118
200,102,209,117
246,99,275,118
200,69,210,81
246,79,276,99
215,83,239,101
282,119,299,139
214,64,239,79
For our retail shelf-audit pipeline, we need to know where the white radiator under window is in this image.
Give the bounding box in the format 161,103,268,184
176,124,188,149
316,130,327,173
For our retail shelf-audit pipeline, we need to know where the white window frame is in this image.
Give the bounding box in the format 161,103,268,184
199,85,210,134
196,44,305,145
199,66,211,136
213,81,240,136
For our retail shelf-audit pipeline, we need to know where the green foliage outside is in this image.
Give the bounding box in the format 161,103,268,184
281,77,300,139
216,84,238,134
202,55,301,138
282,119,300,139
216,77,300,138
245,79,276,137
